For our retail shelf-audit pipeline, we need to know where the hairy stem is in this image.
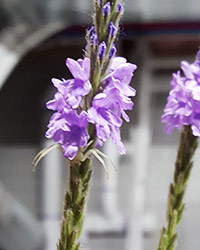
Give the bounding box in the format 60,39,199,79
157,125,198,250
57,159,92,250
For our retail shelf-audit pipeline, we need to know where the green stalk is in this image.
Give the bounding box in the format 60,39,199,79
57,159,92,250
157,126,198,250
110,0,118,19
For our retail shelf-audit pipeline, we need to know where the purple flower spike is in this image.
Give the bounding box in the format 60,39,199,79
103,2,111,16
46,110,89,160
162,49,200,136
108,22,116,38
98,41,107,61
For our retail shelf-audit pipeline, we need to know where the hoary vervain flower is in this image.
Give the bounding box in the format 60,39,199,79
46,1,137,162
46,55,137,159
162,50,200,136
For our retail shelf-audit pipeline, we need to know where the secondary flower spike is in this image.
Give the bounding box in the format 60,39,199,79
162,49,200,136
158,50,200,250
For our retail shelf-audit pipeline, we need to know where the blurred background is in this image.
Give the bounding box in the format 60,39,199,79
0,0,200,250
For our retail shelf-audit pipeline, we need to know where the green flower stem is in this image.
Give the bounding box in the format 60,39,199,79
92,59,101,94
57,158,92,250
110,0,118,18
157,126,198,250
94,1,101,36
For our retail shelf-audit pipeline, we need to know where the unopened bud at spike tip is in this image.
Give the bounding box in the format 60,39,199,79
117,3,123,13
103,2,111,16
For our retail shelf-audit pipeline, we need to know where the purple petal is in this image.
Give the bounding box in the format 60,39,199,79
62,144,79,160
66,95,81,109
110,126,126,154
181,61,194,79
96,124,110,141
112,63,137,84
66,58,86,80
122,110,130,122
99,108,122,127
82,57,91,79
110,57,127,71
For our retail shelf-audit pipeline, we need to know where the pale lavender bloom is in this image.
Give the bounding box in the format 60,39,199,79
103,57,137,121
162,51,200,136
105,88,134,122
88,90,126,154
46,110,89,160
87,56,137,154
181,60,200,101
162,72,192,134
47,57,91,110
105,57,137,97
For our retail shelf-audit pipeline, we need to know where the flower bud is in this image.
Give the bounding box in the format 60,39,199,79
88,26,98,46
108,22,116,39
89,26,95,36
116,3,123,13
98,41,107,61
103,2,111,17
90,33,98,46
109,44,116,59
113,3,124,27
